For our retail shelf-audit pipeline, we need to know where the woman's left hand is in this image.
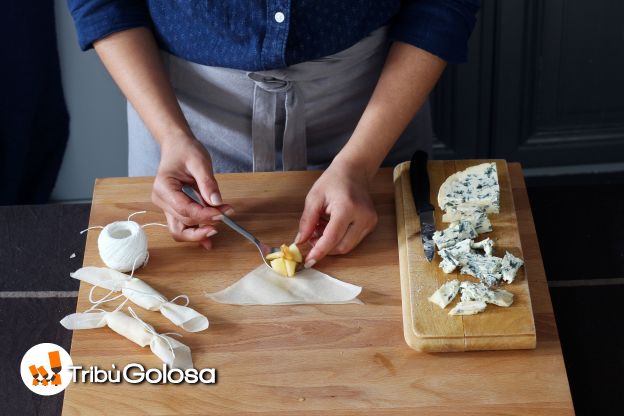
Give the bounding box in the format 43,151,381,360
296,160,378,268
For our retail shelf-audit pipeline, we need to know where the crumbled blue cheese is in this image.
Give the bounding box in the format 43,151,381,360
500,251,524,283
460,281,514,307
448,300,487,316
437,163,500,214
438,239,473,273
459,252,503,286
432,220,477,250
470,238,494,256
428,279,461,309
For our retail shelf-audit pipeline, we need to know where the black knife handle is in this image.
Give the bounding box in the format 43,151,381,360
410,150,435,215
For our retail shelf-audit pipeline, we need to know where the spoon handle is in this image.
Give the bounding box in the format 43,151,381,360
181,185,262,248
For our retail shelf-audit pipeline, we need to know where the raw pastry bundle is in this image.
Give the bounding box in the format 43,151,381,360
207,265,362,305
60,307,193,369
71,266,208,332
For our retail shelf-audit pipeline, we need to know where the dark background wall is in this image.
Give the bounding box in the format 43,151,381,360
431,0,624,169
34,0,624,201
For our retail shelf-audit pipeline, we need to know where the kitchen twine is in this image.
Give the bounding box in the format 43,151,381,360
86,257,191,314
80,301,183,363
127,306,183,362
83,259,184,361
80,211,167,273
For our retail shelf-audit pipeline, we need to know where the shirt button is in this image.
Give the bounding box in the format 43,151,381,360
274,12,285,23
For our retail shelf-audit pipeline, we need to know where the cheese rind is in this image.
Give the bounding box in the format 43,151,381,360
428,279,461,309
448,300,487,316
438,163,500,214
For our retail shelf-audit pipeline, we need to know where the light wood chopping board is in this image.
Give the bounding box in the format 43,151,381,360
393,160,537,352
62,168,573,415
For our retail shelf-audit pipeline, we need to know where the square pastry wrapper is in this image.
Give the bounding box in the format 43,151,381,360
207,265,363,305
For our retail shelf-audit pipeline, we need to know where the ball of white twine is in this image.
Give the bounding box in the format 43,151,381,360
81,211,167,273
97,220,148,272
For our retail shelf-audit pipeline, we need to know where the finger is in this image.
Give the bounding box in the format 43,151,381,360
152,190,214,225
156,176,228,222
165,212,218,243
199,239,213,250
304,210,352,267
330,222,371,255
154,189,233,226
187,158,225,207
296,193,325,245
331,212,377,255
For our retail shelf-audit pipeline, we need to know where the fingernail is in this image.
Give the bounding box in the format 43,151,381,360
294,232,301,244
209,192,222,206
206,230,218,238
211,214,224,221
304,259,316,269
224,208,235,217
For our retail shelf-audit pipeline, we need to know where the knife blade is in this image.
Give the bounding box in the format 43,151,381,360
409,150,436,262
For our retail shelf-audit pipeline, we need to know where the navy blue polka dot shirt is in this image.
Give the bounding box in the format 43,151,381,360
67,0,480,70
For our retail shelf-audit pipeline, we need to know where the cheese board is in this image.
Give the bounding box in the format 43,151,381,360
393,159,536,352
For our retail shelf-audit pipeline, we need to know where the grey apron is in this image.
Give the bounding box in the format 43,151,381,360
128,26,433,176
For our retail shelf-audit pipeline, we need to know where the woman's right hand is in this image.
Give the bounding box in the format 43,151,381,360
151,135,232,250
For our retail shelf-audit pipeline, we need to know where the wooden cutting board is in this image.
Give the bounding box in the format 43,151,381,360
393,160,537,352
61,168,573,415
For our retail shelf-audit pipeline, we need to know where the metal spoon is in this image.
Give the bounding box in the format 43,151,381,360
181,185,279,268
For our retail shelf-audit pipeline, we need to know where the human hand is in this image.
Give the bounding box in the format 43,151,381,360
151,135,232,249
296,160,378,268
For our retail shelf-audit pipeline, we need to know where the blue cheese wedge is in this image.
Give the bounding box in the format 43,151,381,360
459,252,503,286
448,300,487,316
444,205,492,234
437,163,500,214
470,238,494,256
500,251,524,283
432,220,477,250
428,279,461,309
460,281,514,307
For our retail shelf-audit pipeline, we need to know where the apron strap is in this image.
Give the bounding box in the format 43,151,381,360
248,72,307,172
283,86,307,171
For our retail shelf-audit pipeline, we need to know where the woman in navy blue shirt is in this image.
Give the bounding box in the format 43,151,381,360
68,1,479,267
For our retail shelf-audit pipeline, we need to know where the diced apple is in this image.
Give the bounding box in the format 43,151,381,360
265,251,283,261
280,244,294,260
288,243,303,263
270,258,288,276
268,242,303,277
284,259,297,277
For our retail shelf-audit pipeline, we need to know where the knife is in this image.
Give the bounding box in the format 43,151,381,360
409,150,436,262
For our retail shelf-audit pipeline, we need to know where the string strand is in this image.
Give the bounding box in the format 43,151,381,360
79,225,104,234
141,223,168,228
88,286,124,305
170,294,190,307
127,211,147,221
127,307,181,362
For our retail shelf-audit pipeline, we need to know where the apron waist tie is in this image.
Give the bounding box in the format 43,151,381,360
247,72,307,172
